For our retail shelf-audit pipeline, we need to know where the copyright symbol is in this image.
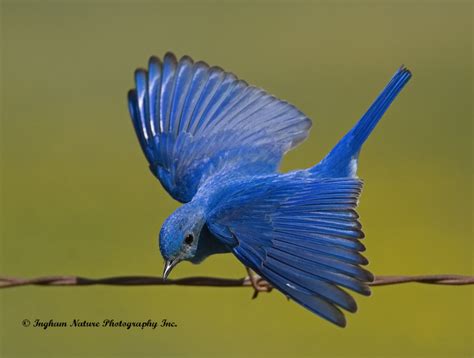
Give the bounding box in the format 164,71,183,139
22,319,30,327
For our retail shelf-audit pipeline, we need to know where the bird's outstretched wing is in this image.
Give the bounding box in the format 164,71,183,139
128,53,312,202
207,175,372,327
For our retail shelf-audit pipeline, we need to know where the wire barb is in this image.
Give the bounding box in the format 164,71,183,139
0,274,473,289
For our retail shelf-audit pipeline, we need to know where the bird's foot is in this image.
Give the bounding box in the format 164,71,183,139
245,267,272,299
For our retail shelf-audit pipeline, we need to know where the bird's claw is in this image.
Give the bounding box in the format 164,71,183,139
246,267,273,299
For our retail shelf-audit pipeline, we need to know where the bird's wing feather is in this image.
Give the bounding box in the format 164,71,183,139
128,53,312,202
207,175,372,327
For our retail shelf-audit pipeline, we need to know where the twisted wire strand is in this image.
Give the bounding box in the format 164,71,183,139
0,274,473,289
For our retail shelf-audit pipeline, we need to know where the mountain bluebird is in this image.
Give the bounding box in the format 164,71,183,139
127,53,411,327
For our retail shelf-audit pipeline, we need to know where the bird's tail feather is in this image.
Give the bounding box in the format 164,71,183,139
312,66,412,178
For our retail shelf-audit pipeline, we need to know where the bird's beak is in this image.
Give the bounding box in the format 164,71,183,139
163,259,177,280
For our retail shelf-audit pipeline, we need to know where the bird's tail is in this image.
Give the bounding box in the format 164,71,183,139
312,66,412,178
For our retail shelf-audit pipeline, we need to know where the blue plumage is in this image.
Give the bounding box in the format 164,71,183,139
313,66,412,178
127,52,412,327
128,53,311,203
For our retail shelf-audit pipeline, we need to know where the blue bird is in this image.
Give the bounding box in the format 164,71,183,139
127,53,411,327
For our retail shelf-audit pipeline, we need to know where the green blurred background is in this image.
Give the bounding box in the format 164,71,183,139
1,1,472,357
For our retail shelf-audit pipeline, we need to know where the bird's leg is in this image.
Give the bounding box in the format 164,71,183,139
245,267,272,299
246,266,259,298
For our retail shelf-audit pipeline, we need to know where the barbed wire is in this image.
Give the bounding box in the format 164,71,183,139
0,274,473,291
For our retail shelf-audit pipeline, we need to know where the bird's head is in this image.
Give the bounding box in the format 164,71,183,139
159,204,206,279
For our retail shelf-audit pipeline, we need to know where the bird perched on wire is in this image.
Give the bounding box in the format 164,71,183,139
127,52,411,327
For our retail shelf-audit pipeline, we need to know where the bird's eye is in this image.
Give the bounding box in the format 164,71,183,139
184,234,194,245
